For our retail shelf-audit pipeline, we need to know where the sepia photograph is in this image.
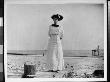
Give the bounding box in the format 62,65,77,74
5,0,107,81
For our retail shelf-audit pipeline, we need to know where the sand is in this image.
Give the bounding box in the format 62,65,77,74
7,55,104,78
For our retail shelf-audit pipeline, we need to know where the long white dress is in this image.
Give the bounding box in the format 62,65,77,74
46,25,64,71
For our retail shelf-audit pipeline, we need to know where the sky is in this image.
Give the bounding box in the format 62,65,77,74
7,4,104,50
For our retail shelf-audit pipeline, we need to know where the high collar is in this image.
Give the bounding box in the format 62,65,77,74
51,24,59,27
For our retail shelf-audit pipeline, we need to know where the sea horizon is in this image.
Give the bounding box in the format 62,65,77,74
7,49,104,57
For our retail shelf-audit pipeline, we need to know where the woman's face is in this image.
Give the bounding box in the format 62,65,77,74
53,18,58,24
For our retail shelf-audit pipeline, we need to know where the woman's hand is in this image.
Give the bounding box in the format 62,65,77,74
60,37,62,40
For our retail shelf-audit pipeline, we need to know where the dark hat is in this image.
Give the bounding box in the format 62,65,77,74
51,14,63,21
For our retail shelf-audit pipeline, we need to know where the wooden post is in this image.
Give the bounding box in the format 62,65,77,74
92,50,96,56
94,50,96,56
22,62,36,78
92,50,93,56
97,45,99,56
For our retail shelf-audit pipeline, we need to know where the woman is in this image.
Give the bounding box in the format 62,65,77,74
46,14,64,72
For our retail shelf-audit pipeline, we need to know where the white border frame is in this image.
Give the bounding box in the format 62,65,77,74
4,0,107,82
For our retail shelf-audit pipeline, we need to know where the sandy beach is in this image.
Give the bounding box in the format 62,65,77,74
7,54,104,78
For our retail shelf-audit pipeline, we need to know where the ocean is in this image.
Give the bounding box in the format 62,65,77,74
7,50,104,57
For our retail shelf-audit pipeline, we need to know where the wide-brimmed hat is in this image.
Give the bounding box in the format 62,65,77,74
51,14,63,21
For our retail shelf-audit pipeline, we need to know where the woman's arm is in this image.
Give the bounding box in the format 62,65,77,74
60,28,64,40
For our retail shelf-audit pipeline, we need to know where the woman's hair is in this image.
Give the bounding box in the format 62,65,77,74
51,14,63,21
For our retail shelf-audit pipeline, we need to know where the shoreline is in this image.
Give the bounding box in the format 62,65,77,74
7,54,104,58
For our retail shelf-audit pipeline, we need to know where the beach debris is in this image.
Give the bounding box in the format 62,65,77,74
22,62,36,78
92,70,104,78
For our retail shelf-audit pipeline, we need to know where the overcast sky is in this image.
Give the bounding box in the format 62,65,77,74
7,4,104,50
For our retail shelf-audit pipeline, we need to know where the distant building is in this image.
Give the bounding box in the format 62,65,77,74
92,45,104,56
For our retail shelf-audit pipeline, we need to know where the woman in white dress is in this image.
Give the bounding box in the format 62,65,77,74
46,14,64,72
